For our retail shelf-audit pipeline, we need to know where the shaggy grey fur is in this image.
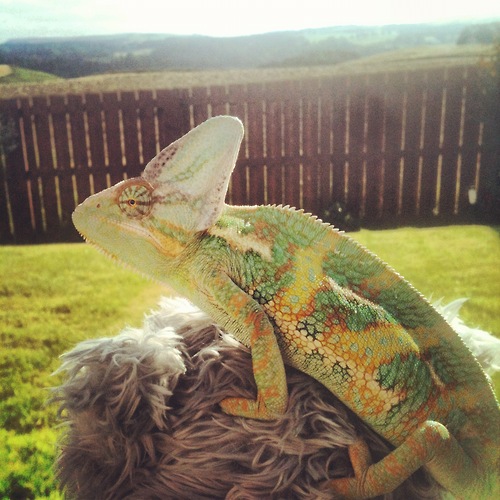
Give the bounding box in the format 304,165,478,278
54,298,441,499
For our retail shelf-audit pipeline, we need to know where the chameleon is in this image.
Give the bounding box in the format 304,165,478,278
72,115,500,499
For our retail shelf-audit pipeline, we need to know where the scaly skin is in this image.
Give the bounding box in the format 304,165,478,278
73,116,500,499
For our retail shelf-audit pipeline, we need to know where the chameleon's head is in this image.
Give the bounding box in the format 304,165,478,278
72,115,244,279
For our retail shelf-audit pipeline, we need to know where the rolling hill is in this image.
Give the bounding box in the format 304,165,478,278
0,21,497,79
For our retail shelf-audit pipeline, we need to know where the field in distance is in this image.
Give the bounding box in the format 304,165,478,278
0,44,493,100
0,65,61,87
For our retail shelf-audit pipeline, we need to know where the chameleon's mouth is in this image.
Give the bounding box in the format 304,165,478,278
72,199,185,286
75,230,118,262
72,211,164,286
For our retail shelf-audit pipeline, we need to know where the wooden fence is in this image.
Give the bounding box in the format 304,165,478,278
0,65,498,243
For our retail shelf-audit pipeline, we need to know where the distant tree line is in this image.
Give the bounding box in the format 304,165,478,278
457,22,500,45
0,22,496,79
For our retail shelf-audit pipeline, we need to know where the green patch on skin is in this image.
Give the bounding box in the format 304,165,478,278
315,286,394,334
314,290,334,308
377,281,437,329
215,214,255,236
323,239,385,289
344,303,385,332
426,345,458,385
377,353,424,392
312,309,327,324
257,208,324,256
378,353,437,416
244,252,294,305
214,215,234,229
271,245,287,265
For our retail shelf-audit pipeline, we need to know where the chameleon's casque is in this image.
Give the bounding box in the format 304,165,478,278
73,116,500,499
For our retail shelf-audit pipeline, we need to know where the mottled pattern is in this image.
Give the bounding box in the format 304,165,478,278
73,116,500,499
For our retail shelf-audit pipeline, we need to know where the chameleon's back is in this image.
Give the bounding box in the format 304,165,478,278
216,204,500,453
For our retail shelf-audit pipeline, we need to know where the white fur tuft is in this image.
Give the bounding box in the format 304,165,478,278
434,298,500,375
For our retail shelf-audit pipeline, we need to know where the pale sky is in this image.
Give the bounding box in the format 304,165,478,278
1,0,499,41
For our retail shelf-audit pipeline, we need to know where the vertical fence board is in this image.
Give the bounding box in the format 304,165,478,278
102,92,124,184
381,72,406,220
66,95,88,170
32,95,60,234
226,84,246,125
246,83,265,206
263,81,284,205
138,90,158,163
18,97,42,235
0,158,10,240
191,86,210,126
439,67,464,217
156,88,189,148
317,79,334,214
330,76,349,208
282,80,301,208
301,79,320,214
227,84,248,205
209,85,229,117
66,95,91,204
459,68,483,215
0,136,10,238
363,73,386,222
246,84,264,160
345,76,367,218
400,71,425,220
49,95,75,233
420,69,445,219
120,91,142,177
0,99,20,241
17,97,41,234
85,93,107,193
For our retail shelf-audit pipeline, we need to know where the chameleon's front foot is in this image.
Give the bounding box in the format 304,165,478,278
220,395,284,421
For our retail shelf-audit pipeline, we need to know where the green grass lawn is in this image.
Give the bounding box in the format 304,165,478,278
0,225,499,498
0,243,164,499
0,66,61,85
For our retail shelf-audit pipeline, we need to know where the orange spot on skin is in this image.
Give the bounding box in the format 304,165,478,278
227,293,252,317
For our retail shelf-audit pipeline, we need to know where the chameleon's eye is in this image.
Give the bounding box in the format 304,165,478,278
118,181,153,218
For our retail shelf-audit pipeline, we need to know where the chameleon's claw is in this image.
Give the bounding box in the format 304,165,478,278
326,438,373,499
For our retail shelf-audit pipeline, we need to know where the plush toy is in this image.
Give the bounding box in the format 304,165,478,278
54,297,499,499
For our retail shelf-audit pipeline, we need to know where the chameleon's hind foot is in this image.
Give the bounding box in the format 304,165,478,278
326,422,479,498
326,438,373,499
